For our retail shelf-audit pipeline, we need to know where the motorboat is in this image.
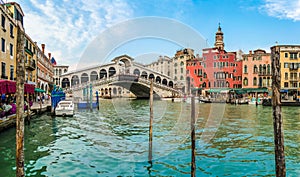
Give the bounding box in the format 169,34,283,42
248,97,262,105
55,100,75,116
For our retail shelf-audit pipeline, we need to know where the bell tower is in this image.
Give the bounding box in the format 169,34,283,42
214,23,224,50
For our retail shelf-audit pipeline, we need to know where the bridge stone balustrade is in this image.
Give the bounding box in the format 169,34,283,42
64,74,182,99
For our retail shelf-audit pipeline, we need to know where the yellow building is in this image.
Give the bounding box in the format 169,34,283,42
0,2,19,81
24,34,37,85
271,45,300,100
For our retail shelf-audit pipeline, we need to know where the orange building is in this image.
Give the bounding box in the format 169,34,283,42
242,49,272,89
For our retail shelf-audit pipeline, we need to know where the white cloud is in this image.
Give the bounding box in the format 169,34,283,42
15,0,133,67
261,0,300,21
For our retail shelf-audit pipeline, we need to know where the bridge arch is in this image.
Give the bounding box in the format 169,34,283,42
61,78,70,88
71,75,80,86
90,71,98,81
162,79,167,85
168,81,173,88
141,71,147,78
156,76,161,83
109,67,116,77
149,73,155,80
133,68,140,76
100,69,107,79
81,73,89,84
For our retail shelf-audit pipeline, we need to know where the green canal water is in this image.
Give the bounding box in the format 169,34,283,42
0,99,299,176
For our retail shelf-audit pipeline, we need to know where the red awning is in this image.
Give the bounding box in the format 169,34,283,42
6,80,16,94
0,80,35,94
0,80,7,94
25,83,35,94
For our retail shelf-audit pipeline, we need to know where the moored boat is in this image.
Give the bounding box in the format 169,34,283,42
55,100,75,116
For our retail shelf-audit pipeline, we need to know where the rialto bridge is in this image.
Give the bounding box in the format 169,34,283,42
60,55,182,99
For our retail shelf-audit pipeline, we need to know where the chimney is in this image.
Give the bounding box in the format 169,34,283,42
249,50,252,55
41,44,45,54
48,53,51,60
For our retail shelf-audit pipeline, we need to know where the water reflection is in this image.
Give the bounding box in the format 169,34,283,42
0,100,299,176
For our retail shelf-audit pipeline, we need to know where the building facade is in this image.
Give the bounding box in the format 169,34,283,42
53,65,69,88
186,25,242,91
24,34,37,85
36,44,54,93
242,49,272,89
0,2,19,81
271,45,300,99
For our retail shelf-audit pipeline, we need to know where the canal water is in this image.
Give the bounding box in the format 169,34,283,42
0,99,299,176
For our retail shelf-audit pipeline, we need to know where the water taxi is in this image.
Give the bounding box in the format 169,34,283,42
55,101,75,117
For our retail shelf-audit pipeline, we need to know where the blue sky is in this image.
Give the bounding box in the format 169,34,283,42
14,0,300,70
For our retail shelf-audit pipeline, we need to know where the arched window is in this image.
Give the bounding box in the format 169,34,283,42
267,64,271,74
259,64,262,74
243,77,248,86
244,65,247,73
263,64,266,74
253,77,257,86
254,65,258,73
180,61,184,66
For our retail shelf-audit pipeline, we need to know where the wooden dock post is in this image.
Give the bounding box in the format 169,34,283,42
271,45,286,177
191,95,196,177
148,79,154,163
16,22,25,177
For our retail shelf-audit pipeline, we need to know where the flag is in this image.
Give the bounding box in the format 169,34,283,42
51,57,57,65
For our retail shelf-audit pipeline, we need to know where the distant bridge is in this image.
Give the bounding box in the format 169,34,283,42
61,55,182,99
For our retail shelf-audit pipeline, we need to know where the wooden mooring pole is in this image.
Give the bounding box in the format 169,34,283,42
16,22,25,177
148,79,154,163
271,46,286,177
191,95,196,177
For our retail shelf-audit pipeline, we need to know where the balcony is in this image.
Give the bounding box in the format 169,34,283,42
258,72,271,76
25,60,36,71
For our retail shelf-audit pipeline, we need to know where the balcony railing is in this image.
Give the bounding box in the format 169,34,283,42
258,72,271,76
25,60,36,71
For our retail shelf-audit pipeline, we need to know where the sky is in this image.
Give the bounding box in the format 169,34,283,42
13,0,300,70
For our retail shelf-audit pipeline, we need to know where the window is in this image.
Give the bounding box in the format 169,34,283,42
180,61,184,66
285,72,288,80
1,38,5,52
253,77,257,86
9,43,13,56
1,15,5,29
10,65,14,80
284,63,289,68
180,68,183,74
267,64,271,74
1,62,6,77
284,82,288,87
180,76,184,80
244,65,248,73
9,24,13,37
214,62,216,68
290,53,298,59
285,53,288,58
174,69,177,74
